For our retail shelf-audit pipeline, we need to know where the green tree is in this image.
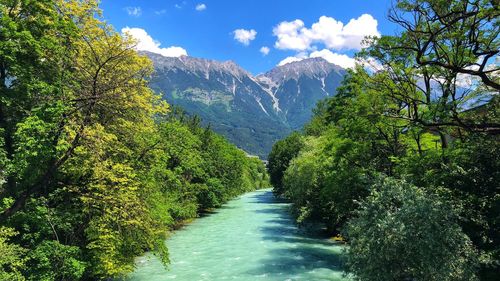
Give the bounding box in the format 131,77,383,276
26,240,85,281
0,1,269,280
267,132,304,196
0,227,26,280
346,177,478,281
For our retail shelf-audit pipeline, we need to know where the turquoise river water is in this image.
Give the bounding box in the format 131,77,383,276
127,189,349,281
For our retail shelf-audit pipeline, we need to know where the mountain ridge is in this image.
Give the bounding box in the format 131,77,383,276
143,51,346,158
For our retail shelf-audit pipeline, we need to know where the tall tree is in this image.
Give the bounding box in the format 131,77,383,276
362,0,499,136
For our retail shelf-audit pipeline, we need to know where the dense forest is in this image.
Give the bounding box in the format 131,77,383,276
268,0,499,280
0,0,268,280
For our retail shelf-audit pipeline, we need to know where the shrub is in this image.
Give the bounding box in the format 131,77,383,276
346,177,478,281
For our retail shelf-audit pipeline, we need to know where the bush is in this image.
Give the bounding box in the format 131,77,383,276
346,177,478,281
26,240,85,281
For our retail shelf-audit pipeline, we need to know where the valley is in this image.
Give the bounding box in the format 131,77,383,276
1,1,497,281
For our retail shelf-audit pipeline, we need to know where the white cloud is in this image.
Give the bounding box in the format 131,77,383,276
121,27,188,57
357,57,384,72
309,49,356,69
341,14,380,48
233,29,257,46
155,9,167,15
277,49,360,69
455,73,477,88
273,19,310,51
175,1,187,9
273,14,380,51
278,56,304,66
125,6,142,17
195,3,206,11
260,46,270,56
453,57,499,88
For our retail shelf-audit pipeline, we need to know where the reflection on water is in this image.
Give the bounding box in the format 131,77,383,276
127,189,349,281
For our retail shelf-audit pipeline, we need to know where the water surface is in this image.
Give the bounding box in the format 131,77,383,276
128,189,348,281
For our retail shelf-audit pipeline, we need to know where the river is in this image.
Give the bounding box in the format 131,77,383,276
127,189,349,281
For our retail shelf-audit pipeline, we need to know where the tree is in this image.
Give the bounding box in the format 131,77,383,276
346,177,478,281
362,0,500,136
0,0,86,217
0,227,26,280
0,1,269,279
267,132,304,196
271,1,498,279
390,0,499,91
0,0,169,278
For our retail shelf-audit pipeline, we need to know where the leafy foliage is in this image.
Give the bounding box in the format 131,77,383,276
0,1,269,280
267,132,304,196
0,227,26,280
346,177,478,281
269,1,499,280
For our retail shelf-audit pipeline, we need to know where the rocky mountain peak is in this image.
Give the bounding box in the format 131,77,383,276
260,57,345,84
142,51,251,80
143,51,346,157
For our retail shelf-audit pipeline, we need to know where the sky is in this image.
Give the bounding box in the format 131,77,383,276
100,0,398,74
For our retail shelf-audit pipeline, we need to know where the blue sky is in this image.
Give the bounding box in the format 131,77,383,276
100,0,397,74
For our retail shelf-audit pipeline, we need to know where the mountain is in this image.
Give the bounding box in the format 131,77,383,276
144,51,346,158
257,57,345,129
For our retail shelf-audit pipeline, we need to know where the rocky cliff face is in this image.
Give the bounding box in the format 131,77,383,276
143,51,346,158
